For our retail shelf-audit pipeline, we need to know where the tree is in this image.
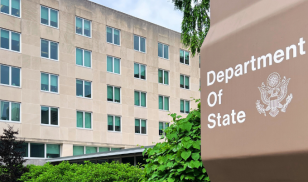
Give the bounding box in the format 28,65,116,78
142,100,210,182
0,125,28,182
172,0,210,57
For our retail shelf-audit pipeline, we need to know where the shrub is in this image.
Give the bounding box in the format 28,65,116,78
142,100,210,182
20,161,145,182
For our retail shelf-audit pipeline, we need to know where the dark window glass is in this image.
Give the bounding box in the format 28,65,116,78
41,39,49,58
159,122,163,135
114,87,120,103
1,65,9,85
134,63,139,78
158,43,163,57
20,143,28,157
136,156,147,166
134,35,139,51
50,108,58,125
107,27,112,43
11,32,20,52
30,143,44,158
76,80,83,97
107,86,113,101
41,106,49,124
158,70,163,84
180,50,184,63
108,115,113,131
122,157,134,166
41,6,48,25
76,17,82,35
41,73,49,91
185,51,189,65
84,81,91,98
11,0,20,17
114,29,120,45
50,9,58,28
46,144,60,158
115,116,121,131
0,0,9,14
11,67,20,86
140,37,146,52
135,119,140,134
0,101,9,120
50,75,58,93
140,65,146,80
164,45,169,59
141,120,146,134
1,29,9,50
84,20,91,37
50,42,58,60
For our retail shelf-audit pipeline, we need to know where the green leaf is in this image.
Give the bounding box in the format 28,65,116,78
168,178,175,182
192,153,200,161
181,151,191,161
193,140,201,150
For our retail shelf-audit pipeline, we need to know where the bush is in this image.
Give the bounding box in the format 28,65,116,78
142,100,210,182
20,161,145,182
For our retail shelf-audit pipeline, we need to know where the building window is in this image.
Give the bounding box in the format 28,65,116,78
108,115,121,132
106,26,120,45
73,146,121,156
0,100,20,122
159,95,169,111
107,56,120,74
180,75,190,89
0,28,20,52
134,63,146,80
0,0,20,17
76,48,91,68
76,79,91,98
0,64,20,87
180,50,189,65
41,73,58,93
76,16,91,37
76,111,92,129
158,43,169,59
22,143,60,158
134,91,146,107
41,39,58,60
180,100,190,113
134,35,146,53
41,106,58,126
158,69,168,85
135,119,146,134
40,6,58,28
159,122,169,135
107,85,120,103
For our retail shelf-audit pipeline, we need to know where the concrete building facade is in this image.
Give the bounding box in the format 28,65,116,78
0,0,200,160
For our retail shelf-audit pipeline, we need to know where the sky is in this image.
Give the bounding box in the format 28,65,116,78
90,0,183,32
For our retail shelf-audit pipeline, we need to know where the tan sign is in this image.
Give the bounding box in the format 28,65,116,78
201,0,308,181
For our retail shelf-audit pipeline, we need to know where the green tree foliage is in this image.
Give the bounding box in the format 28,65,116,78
172,0,210,56
0,125,28,182
20,161,145,182
142,100,210,182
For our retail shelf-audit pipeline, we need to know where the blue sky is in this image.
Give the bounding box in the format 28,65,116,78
90,0,183,32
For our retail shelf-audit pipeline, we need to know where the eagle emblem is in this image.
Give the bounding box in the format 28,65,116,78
256,72,293,117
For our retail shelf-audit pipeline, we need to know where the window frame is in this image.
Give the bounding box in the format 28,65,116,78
76,79,92,99
159,121,169,136
40,105,59,126
158,69,169,85
106,55,121,74
180,49,190,65
0,28,21,53
180,99,190,114
0,100,21,123
72,146,122,156
75,16,92,38
180,74,190,90
40,38,59,61
158,95,170,111
158,42,169,59
135,118,147,135
76,47,92,68
0,64,21,88
40,72,59,94
40,5,59,29
76,110,92,130
134,35,146,53
134,90,147,107
106,26,121,46
134,62,146,80
0,0,21,18
107,115,122,132
23,143,61,159
107,85,121,103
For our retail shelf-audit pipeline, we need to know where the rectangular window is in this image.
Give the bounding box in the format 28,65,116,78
30,143,45,158
107,56,120,74
76,79,91,98
40,5,58,28
46,144,60,158
73,146,84,156
41,106,58,126
134,91,146,107
0,64,20,87
159,122,169,135
0,28,20,52
107,85,120,103
180,75,190,89
106,26,120,45
135,119,146,134
41,72,58,93
1,0,20,17
180,100,190,113
76,48,91,68
76,16,91,37
76,111,92,129
158,43,169,59
158,69,169,85
22,143,60,158
41,39,58,60
134,35,146,53
158,95,169,111
134,63,146,80
180,50,190,65
108,115,121,132
0,100,20,122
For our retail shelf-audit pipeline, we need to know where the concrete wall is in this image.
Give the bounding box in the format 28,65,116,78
0,0,200,157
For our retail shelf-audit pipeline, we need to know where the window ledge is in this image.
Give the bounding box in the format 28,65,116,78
107,42,121,47
77,128,93,131
158,83,169,86
135,133,148,136
0,120,21,123
134,77,147,81
107,101,121,104
40,124,59,127
76,33,92,39
0,12,21,19
108,131,122,133
134,50,146,54
0,84,21,89
107,72,121,76
180,88,190,90
180,62,190,66
76,65,92,69
76,96,92,100
135,105,147,109
41,90,59,95
41,57,59,62
158,56,169,60
40,23,59,30
0,47,21,54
